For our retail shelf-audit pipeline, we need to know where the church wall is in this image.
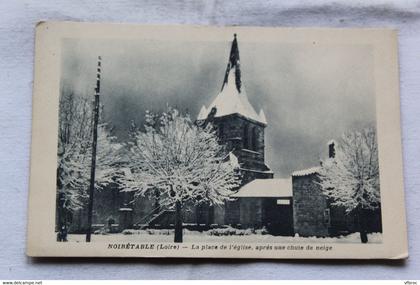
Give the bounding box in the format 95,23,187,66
93,183,123,226
131,194,156,226
213,204,225,225
225,199,241,225
239,198,263,228
67,183,123,233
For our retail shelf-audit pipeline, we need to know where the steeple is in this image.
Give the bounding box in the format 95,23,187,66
197,34,267,125
221,34,241,93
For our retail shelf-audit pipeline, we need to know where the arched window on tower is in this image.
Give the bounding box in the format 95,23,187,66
247,125,254,151
251,127,258,151
243,124,259,151
243,124,249,149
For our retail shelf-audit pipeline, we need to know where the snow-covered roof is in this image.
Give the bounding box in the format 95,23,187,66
232,178,292,198
229,152,239,168
197,67,267,125
258,109,267,125
197,106,208,121
291,166,321,177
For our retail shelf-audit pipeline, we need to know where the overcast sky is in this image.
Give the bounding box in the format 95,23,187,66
60,37,376,178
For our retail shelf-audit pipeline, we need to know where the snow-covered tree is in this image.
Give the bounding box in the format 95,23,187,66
123,107,240,242
57,92,92,214
57,91,122,239
318,127,380,243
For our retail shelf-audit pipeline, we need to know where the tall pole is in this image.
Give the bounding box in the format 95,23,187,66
86,56,102,242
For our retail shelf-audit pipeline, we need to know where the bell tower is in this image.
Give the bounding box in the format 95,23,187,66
197,34,273,185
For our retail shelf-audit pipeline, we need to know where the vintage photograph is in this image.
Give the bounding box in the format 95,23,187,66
27,23,407,258
56,31,382,245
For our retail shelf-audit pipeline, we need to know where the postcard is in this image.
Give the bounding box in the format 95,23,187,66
27,22,407,258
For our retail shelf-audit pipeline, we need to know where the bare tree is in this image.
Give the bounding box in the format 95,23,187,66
123,107,240,242
318,127,380,243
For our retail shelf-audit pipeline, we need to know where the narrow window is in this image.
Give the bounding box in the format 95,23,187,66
247,126,253,150
243,124,249,149
218,122,224,139
324,209,331,226
251,127,258,151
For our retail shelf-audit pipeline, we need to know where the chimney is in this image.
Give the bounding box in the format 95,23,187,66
328,140,335,159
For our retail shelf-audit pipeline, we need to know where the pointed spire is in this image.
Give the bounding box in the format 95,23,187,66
221,34,241,93
197,105,208,120
259,109,267,124
200,34,267,125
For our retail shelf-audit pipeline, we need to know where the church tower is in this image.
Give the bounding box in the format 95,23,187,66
198,34,273,185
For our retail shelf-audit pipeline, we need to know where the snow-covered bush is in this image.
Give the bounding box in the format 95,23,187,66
255,227,269,235
208,226,257,236
122,229,135,235
146,229,173,235
94,228,109,235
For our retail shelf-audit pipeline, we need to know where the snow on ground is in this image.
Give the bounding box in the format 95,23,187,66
68,229,382,244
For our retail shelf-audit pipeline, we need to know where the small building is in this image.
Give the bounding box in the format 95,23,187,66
292,166,329,237
232,178,294,235
292,142,382,237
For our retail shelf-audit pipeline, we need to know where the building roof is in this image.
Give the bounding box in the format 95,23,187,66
197,35,266,125
231,178,292,198
291,166,321,177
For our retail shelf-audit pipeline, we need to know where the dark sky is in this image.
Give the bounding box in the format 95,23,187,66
60,37,376,178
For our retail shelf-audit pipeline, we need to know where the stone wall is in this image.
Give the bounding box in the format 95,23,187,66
292,174,329,237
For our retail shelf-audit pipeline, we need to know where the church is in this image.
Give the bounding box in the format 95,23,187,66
195,34,294,235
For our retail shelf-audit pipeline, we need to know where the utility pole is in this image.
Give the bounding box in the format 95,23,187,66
86,56,102,242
